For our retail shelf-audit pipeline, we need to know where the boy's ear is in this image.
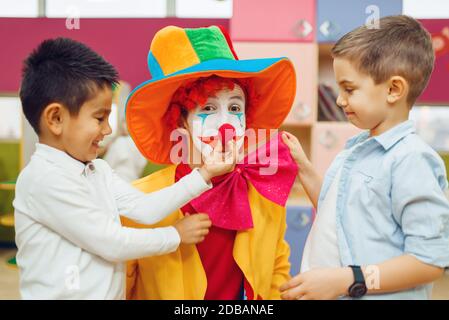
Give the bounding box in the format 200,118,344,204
387,76,409,104
42,103,66,136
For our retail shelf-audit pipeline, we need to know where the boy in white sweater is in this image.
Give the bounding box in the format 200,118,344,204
14,38,237,299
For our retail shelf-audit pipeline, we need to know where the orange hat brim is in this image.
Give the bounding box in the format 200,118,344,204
126,58,296,164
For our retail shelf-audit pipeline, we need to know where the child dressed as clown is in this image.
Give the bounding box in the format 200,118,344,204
122,25,298,300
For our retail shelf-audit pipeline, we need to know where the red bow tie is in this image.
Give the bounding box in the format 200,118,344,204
178,133,298,230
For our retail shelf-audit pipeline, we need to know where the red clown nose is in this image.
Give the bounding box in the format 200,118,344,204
218,124,236,149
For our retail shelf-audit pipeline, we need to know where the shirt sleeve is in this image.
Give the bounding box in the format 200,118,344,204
114,168,212,225
27,172,181,263
391,151,449,268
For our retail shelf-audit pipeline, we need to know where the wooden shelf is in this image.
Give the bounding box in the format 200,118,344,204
0,213,14,227
0,182,15,191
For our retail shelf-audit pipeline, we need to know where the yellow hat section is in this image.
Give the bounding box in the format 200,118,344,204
150,26,201,76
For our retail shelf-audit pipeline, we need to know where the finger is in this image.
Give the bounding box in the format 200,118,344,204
226,140,238,164
281,291,297,300
281,285,307,300
281,135,295,150
193,215,212,226
282,131,295,140
279,282,290,292
227,139,236,153
195,225,211,234
223,141,237,166
199,220,212,229
225,138,235,154
280,292,287,300
233,140,239,163
197,228,209,236
202,152,212,166
284,131,301,145
202,144,215,164
196,213,211,221
281,132,295,148
211,142,225,163
280,274,303,291
224,153,237,167
213,140,223,154
281,293,298,300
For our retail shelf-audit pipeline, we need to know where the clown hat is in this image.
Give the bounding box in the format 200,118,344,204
125,25,296,164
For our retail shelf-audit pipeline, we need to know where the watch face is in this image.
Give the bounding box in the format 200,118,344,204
349,283,367,298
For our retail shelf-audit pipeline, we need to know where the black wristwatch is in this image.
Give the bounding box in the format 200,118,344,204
347,265,367,298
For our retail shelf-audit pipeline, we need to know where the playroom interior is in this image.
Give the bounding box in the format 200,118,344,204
1,0,449,299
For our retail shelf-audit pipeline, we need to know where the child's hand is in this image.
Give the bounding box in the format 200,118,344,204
174,213,212,244
199,140,238,182
281,131,311,170
280,267,353,300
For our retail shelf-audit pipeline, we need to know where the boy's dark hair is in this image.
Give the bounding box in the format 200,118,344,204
20,37,119,134
331,15,435,106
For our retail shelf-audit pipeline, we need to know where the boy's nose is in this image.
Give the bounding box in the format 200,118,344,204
103,122,113,135
336,94,347,108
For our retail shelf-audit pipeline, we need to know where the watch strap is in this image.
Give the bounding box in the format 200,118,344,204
349,265,365,284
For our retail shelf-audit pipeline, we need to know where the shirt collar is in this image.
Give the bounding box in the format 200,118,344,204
345,120,416,151
345,130,370,149
34,143,95,176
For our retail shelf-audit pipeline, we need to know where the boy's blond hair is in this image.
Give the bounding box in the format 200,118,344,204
332,15,434,106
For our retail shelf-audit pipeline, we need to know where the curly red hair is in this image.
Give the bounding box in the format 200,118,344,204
165,75,258,130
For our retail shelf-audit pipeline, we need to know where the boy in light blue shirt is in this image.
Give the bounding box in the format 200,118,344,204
280,15,449,300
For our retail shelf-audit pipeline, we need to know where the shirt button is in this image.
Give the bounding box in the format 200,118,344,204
88,163,95,171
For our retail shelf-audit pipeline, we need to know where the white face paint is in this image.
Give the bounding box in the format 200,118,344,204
187,84,246,157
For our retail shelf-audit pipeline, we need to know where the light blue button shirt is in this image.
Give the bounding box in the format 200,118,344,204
319,120,449,300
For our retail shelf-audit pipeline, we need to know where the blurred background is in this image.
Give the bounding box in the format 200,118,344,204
0,0,448,299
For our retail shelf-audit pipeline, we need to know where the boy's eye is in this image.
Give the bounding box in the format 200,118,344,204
345,88,354,94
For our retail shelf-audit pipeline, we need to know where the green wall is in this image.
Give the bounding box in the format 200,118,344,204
0,141,19,243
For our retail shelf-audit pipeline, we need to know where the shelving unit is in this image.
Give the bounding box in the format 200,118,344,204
0,181,15,228
230,0,406,203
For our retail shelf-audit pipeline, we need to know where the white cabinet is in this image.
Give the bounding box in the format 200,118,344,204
0,97,21,140
0,0,39,17
403,0,449,19
46,0,168,18
175,0,232,18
